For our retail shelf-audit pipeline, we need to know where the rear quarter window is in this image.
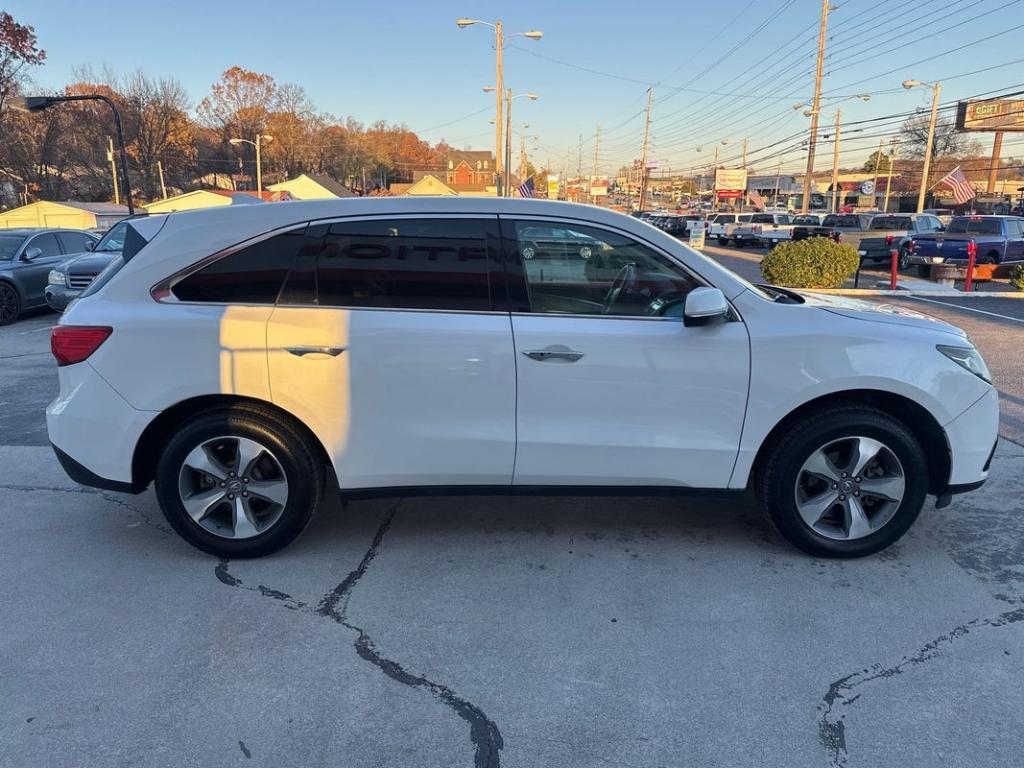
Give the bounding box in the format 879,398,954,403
172,227,312,304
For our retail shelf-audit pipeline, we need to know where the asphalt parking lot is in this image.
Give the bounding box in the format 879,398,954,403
3,291,1024,768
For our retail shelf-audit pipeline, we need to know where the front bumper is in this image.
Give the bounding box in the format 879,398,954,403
44,284,82,312
943,386,1000,489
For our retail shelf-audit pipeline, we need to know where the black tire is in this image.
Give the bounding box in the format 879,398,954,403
898,247,911,271
915,265,930,278
756,405,928,558
717,237,729,246
983,252,1000,265
155,404,324,557
0,282,21,326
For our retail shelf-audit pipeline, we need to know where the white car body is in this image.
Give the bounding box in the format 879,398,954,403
46,198,998,556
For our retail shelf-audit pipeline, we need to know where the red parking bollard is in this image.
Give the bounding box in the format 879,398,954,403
964,239,977,292
889,247,899,290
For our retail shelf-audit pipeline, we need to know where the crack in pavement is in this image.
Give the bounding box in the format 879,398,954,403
214,500,504,768
818,606,1024,767
0,483,173,535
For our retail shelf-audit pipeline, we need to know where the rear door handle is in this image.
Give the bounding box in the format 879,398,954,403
285,346,346,357
522,347,584,362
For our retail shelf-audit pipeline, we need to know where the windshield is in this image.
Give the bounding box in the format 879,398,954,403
945,218,1002,235
94,221,130,252
0,234,24,260
870,216,911,230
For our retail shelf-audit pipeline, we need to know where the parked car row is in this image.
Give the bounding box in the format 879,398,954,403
0,217,146,325
0,228,100,325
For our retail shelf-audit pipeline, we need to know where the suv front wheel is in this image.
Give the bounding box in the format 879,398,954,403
155,405,324,557
757,406,928,558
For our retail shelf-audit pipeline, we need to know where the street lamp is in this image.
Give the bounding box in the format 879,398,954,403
457,18,542,196
229,134,274,193
10,94,134,214
902,79,942,213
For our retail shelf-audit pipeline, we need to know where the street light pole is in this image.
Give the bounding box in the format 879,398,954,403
903,79,942,213
457,19,542,198
10,94,134,214
229,135,273,193
831,108,842,213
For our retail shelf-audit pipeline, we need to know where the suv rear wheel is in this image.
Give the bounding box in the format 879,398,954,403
756,406,928,558
155,405,324,557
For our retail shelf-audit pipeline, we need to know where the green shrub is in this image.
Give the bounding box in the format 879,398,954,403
760,237,861,289
1011,263,1024,291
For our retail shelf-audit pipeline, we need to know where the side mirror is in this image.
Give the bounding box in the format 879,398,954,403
84,241,95,251
683,287,729,327
22,246,42,261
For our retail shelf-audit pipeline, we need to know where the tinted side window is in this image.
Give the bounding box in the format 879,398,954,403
173,227,310,303
29,233,62,257
314,218,492,311
508,220,701,318
57,232,96,253
751,214,773,224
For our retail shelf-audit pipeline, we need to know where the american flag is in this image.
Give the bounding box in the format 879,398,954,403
517,176,536,198
936,166,976,205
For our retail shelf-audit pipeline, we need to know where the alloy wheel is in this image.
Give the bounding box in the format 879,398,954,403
0,284,17,323
793,435,905,541
177,435,289,539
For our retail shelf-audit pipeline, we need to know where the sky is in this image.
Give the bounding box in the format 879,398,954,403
10,0,1024,178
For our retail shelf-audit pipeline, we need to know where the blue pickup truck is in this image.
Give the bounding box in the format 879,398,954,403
908,215,1024,276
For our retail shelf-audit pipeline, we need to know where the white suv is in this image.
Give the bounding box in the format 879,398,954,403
47,199,998,558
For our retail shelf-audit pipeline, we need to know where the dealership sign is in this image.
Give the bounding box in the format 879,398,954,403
956,99,1024,132
714,168,748,192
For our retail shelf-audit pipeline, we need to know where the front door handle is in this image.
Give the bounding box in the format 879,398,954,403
285,346,346,357
522,347,584,362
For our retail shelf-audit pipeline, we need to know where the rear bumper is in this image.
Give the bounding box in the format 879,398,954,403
51,443,139,493
46,361,156,491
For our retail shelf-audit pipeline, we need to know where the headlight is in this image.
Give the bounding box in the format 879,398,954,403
937,344,992,384
47,270,66,286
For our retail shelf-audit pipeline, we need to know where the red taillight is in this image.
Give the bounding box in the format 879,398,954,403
51,325,112,367
885,234,895,246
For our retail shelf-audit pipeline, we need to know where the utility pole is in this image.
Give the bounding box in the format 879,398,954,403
577,134,583,181
830,108,842,213
987,131,1004,194
742,138,749,168
519,134,527,183
801,0,831,213
592,126,601,204
883,139,898,213
254,134,264,193
870,138,883,203
638,87,654,212
916,81,942,213
157,160,167,200
504,88,513,196
712,144,720,210
495,20,504,196
107,137,120,205
774,161,782,207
